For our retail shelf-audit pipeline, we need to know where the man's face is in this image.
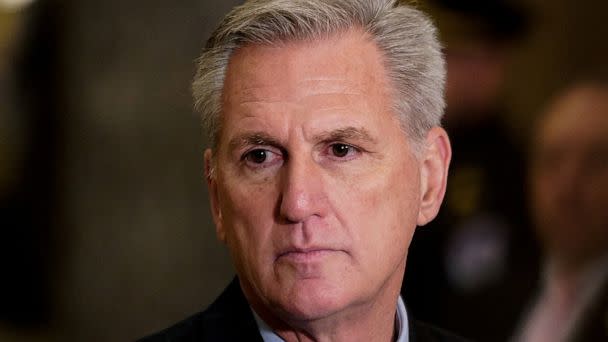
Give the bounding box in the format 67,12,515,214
531,86,608,264
205,30,448,322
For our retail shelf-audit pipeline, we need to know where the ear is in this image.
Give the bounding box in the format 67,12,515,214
417,127,451,226
204,148,226,243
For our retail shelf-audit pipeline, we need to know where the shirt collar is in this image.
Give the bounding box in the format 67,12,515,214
252,295,409,342
396,295,410,342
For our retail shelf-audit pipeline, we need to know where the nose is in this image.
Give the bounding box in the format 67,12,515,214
278,154,327,223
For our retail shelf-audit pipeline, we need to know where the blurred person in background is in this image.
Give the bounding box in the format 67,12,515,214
402,0,541,341
512,81,608,342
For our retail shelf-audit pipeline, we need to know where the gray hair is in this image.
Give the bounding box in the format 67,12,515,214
193,0,445,147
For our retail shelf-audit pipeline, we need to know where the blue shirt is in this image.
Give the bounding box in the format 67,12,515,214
252,296,410,342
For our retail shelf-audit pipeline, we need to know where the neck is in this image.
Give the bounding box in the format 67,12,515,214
550,249,606,282
547,256,604,296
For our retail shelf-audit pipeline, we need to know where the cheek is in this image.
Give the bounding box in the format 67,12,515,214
336,163,420,255
589,168,608,196
531,175,553,208
218,179,278,259
585,176,608,220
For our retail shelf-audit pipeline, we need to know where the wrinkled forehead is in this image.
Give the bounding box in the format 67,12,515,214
217,29,407,144
222,29,393,101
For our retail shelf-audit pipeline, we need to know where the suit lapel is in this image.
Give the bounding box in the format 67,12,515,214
201,278,264,341
569,274,608,342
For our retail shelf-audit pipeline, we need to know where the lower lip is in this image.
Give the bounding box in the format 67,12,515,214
278,250,336,263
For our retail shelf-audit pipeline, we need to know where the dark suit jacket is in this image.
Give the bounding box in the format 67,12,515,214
138,278,468,342
569,272,608,342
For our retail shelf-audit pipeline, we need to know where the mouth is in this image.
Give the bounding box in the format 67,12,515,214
276,248,340,263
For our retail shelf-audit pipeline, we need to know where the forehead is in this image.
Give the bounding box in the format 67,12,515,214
539,87,608,148
222,29,393,109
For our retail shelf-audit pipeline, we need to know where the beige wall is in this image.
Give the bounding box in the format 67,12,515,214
2,1,242,340
53,1,241,341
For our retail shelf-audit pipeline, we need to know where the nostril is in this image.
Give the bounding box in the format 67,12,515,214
279,190,309,222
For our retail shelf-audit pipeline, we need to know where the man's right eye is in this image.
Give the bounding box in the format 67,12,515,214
246,149,268,163
243,148,282,168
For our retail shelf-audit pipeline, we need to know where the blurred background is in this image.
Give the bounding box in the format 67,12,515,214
0,0,606,341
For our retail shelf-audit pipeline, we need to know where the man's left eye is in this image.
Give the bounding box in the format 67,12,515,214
329,143,358,159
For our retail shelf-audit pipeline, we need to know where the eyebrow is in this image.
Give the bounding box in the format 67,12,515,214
227,126,377,153
228,132,283,153
313,126,377,145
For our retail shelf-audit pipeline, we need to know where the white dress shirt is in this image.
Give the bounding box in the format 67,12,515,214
513,254,608,342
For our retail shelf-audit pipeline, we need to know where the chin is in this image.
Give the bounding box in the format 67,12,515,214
275,279,352,322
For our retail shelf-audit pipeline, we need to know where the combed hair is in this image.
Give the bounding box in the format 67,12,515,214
193,0,445,147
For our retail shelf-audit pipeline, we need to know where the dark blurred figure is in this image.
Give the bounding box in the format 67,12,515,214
0,0,61,330
512,81,608,342
402,1,541,341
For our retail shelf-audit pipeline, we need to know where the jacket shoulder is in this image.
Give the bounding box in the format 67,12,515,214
137,310,207,342
411,320,471,342
137,278,263,342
